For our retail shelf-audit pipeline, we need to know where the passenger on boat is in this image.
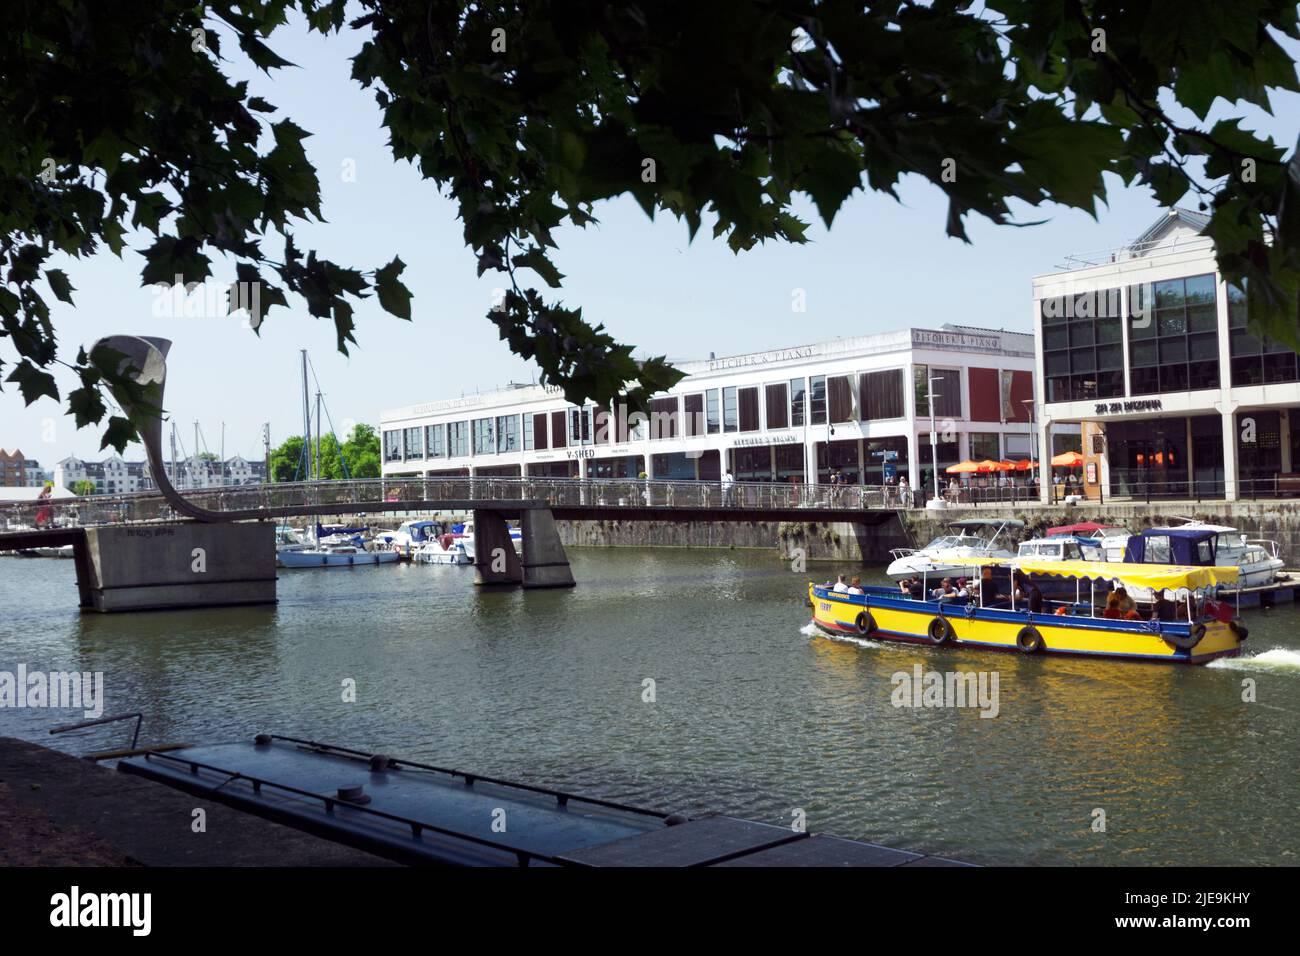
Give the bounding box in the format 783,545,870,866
1124,608,1143,621
1054,604,1070,616
1102,593,1123,619
931,577,956,600
908,577,924,600
1028,585,1044,614
1204,596,1235,623
1115,587,1136,616
954,577,970,598
832,574,850,593
1152,590,1176,622
847,577,864,595
898,578,911,596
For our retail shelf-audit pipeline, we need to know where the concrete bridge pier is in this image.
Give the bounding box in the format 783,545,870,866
519,509,575,589
472,508,574,589
80,523,276,612
472,509,525,586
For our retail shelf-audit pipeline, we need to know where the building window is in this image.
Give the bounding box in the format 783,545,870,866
1041,288,1125,402
567,406,593,445
917,367,961,419
765,383,788,429
445,421,467,458
860,368,904,421
738,386,760,432
682,393,704,436
828,375,854,423
789,378,805,427
383,430,403,462
705,389,720,434
426,424,445,458
809,375,827,424
969,432,1000,461
550,410,567,448
522,414,533,451
472,418,495,455
402,427,423,460
1129,274,1220,395
496,415,518,453
722,386,738,433
649,396,679,440
1228,282,1299,386
532,412,548,450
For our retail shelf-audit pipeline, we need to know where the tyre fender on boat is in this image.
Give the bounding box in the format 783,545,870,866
1162,623,1205,651
1229,618,1249,642
1016,625,1044,654
855,611,875,636
927,616,954,645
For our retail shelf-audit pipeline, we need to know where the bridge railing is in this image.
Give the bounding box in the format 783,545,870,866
3,476,909,531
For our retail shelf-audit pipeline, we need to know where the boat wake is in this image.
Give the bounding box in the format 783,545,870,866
801,620,890,651
1208,647,1300,673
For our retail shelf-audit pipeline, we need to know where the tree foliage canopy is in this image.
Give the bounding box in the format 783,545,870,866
3,0,1299,450
268,421,379,481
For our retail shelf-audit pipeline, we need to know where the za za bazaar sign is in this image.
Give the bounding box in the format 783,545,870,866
1094,399,1164,415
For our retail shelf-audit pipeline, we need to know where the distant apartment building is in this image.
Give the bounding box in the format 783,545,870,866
54,454,266,495
0,449,43,487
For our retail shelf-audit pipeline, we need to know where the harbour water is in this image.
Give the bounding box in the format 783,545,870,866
2,549,1297,866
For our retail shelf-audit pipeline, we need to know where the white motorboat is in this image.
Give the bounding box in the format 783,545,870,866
32,544,75,559
886,519,1022,577
413,535,473,565
275,525,310,553
374,520,449,555
1015,535,1106,562
278,542,401,569
1121,522,1284,598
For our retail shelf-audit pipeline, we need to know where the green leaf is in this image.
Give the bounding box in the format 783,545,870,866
374,257,413,319
5,361,59,405
45,269,75,304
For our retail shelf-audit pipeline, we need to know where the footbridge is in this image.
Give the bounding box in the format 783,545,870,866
1,335,901,612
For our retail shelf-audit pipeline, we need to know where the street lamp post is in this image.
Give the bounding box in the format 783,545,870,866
927,375,944,509
1022,398,1037,499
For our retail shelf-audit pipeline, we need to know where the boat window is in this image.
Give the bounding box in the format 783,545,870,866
1145,535,1172,563
1017,544,1037,557
1041,544,1061,557
1064,543,1082,560
1196,539,1214,564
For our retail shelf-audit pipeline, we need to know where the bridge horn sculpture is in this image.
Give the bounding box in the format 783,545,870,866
93,335,228,523
73,335,279,611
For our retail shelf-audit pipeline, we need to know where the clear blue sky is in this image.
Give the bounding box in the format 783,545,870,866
4,13,1298,465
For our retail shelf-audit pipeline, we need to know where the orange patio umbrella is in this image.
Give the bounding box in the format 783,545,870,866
1051,451,1085,468
945,460,982,474
974,459,1003,473
1012,459,1038,471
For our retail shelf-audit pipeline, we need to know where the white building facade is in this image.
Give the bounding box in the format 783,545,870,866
381,324,1054,494
1032,208,1300,502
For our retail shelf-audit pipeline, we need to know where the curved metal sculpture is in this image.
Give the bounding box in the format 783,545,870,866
93,335,226,522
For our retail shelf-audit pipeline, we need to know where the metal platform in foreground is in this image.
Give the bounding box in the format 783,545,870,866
118,735,973,868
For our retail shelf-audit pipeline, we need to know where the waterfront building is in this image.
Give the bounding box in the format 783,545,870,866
381,325,1067,494
0,448,43,487
53,454,265,495
1033,208,1300,502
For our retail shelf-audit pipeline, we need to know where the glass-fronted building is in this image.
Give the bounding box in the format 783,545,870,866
1033,208,1300,501
381,325,1050,494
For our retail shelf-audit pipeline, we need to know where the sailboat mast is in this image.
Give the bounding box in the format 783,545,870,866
300,349,310,483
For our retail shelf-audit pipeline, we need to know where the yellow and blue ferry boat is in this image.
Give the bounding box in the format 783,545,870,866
808,559,1245,665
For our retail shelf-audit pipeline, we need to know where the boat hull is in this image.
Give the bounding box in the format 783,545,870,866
808,584,1241,665
277,550,401,569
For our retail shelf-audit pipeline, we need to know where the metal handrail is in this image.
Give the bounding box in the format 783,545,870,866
272,734,669,820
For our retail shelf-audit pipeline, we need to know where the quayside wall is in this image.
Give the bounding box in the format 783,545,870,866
554,499,1300,565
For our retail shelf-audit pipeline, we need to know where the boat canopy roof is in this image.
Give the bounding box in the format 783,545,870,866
1045,521,1118,536
963,557,1239,590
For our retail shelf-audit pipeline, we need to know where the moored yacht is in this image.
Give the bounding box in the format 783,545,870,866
886,519,1022,577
